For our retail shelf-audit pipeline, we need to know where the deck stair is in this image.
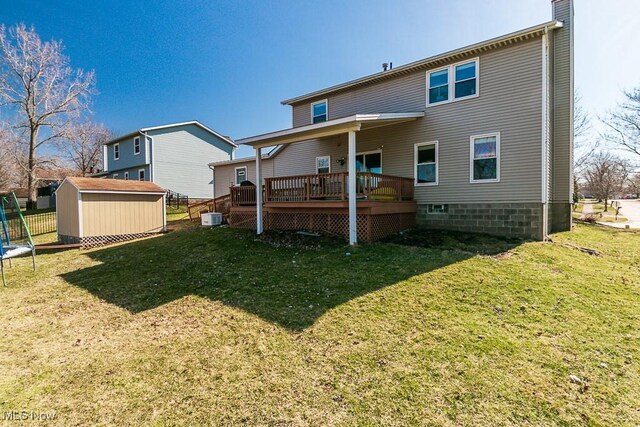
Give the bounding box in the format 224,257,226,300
187,194,231,223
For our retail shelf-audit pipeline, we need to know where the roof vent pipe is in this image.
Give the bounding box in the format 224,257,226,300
382,63,388,71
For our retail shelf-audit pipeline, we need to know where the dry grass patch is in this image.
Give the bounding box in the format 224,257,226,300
0,224,639,425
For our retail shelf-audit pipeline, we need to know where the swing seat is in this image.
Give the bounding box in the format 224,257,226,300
1,245,33,259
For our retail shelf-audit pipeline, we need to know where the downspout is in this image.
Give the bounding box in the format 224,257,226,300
140,131,153,182
541,27,550,240
208,164,216,199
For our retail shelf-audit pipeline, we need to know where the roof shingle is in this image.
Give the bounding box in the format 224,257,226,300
66,177,165,193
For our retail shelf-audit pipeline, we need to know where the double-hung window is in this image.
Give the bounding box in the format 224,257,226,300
114,143,120,160
316,156,330,174
454,61,477,99
124,172,129,180
311,100,328,123
134,137,141,155
428,69,449,104
415,142,438,185
138,169,145,181
427,58,478,106
470,133,500,182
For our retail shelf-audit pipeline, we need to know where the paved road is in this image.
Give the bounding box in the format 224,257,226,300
604,199,640,229
617,199,640,226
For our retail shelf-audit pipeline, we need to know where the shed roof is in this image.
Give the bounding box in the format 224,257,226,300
64,177,166,194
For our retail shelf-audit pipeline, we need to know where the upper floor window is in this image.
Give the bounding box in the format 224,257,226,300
428,69,449,104
114,143,120,160
235,166,247,185
470,133,500,183
134,137,141,155
414,141,438,186
311,100,328,123
316,156,330,174
427,58,479,106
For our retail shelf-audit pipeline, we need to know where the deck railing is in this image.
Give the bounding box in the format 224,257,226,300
231,172,413,206
230,185,265,207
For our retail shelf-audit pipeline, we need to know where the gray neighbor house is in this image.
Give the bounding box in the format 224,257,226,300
101,121,236,199
210,0,574,244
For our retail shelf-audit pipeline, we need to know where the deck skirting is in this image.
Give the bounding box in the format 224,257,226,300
229,202,416,242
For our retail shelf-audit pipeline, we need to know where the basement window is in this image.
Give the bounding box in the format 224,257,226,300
427,204,448,214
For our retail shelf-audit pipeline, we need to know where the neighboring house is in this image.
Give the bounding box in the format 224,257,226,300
100,121,237,199
210,0,574,244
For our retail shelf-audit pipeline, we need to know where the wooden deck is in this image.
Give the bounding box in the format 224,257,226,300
228,172,416,242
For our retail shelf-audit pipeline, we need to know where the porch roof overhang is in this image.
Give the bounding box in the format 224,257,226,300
237,112,425,149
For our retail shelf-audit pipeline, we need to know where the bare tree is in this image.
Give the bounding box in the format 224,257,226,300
0,24,95,208
626,172,640,199
574,90,593,170
572,91,594,202
603,88,640,158
58,122,111,176
584,151,630,211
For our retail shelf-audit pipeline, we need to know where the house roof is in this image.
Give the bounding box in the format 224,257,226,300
238,112,425,149
104,120,237,148
209,145,285,167
63,177,166,194
281,20,563,105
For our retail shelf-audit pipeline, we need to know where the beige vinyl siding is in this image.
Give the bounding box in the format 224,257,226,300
551,0,573,203
284,38,543,203
56,182,80,238
81,193,164,236
213,159,275,197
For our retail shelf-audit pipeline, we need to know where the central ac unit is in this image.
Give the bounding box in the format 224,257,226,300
201,212,223,226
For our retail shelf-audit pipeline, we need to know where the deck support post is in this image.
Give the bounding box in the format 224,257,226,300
348,130,357,245
256,147,263,234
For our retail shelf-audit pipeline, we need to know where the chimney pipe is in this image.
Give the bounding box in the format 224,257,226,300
382,63,388,71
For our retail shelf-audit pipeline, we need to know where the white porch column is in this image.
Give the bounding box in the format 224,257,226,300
256,147,263,234
348,130,357,245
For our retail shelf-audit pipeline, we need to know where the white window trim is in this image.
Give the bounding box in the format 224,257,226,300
470,132,500,184
138,168,145,181
310,99,328,123
112,173,119,179
414,141,439,186
316,155,331,174
124,172,129,180
114,143,120,160
427,57,479,107
134,136,141,155
234,166,247,186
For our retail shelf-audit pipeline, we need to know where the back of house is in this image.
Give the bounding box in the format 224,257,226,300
211,0,573,241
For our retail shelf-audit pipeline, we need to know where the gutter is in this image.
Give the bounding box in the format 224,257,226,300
282,20,563,105
140,131,154,182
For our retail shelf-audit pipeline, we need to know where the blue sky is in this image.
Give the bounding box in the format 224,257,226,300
3,0,640,158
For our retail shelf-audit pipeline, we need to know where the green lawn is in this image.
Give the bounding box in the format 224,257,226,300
1,223,639,425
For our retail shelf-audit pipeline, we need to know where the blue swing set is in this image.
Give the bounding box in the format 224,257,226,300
0,192,36,286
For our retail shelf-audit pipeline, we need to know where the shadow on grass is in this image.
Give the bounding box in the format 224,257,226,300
60,227,521,331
